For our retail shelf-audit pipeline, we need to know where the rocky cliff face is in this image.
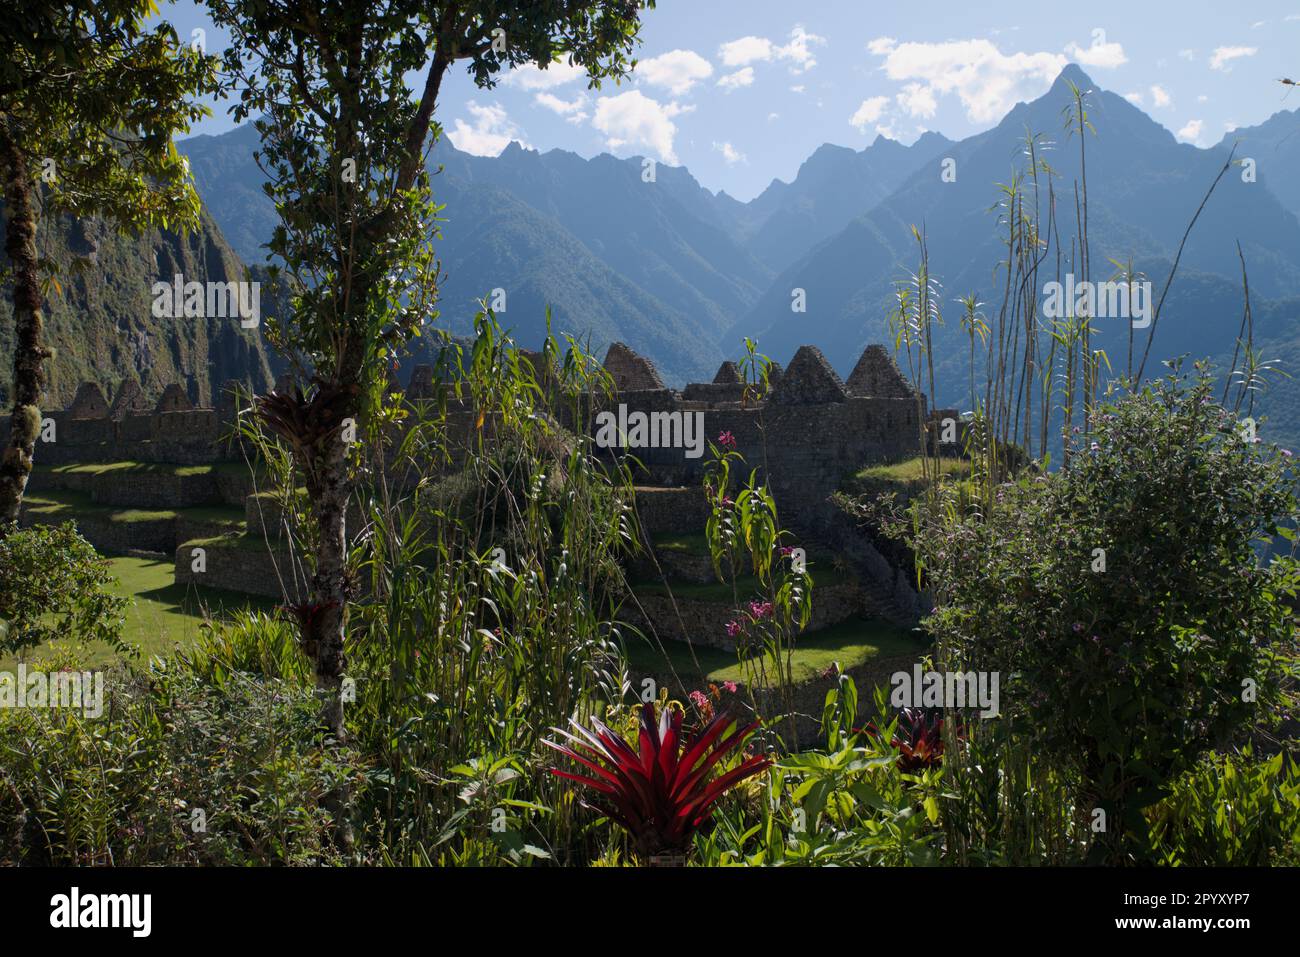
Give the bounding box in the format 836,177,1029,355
0,203,277,410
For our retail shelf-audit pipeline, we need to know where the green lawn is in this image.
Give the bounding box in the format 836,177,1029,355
850,455,972,486
3,555,273,668
37,460,256,479
23,488,245,529
623,616,927,685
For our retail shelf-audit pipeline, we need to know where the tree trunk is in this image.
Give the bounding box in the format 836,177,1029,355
0,121,48,531
305,423,355,851
309,426,350,740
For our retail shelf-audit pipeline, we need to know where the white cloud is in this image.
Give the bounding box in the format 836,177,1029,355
896,82,938,118
635,49,713,96
1178,49,1196,61
1177,118,1204,144
865,36,1066,123
780,25,826,73
1252,20,1266,28
1150,84,1172,108
873,119,901,141
1198,94,1209,103
1124,91,1144,105
713,141,747,165
504,58,585,91
718,25,826,74
717,67,755,91
1210,46,1257,71
592,90,690,164
790,84,806,93
1065,32,1128,69
767,112,780,121
449,103,528,156
850,95,891,130
718,35,773,67
1225,119,1240,132
534,92,588,124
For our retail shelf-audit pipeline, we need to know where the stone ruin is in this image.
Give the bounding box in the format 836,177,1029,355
602,341,666,391
155,383,194,413
110,377,150,420
2,341,941,622
589,341,925,515
846,345,914,399
6,340,932,520
66,382,110,420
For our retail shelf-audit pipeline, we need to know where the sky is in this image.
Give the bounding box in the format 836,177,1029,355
164,0,1300,201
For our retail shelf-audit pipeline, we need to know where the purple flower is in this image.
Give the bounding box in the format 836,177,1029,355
1283,449,1293,458
749,600,774,619
718,430,737,449
725,620,742,638
1072,622,1084,633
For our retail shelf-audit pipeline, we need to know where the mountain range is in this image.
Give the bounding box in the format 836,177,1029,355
7,63,1300,448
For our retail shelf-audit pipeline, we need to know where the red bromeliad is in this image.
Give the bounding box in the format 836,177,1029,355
544,702,770,860
859,707,957,773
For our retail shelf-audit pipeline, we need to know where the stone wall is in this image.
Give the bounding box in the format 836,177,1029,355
624,580,863,649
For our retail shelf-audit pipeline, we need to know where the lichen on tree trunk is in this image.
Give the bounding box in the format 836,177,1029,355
0,120,50,531
307,426,351,741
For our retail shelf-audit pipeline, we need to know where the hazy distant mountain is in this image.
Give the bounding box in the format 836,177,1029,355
734,131,954,272
178,122,954,383
739,64,1300,394
1216,108,1300,221
171,64,1300,407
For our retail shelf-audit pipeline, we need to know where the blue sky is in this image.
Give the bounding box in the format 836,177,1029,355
165,1,1300,201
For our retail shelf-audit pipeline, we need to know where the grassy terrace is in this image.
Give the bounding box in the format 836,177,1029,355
848,455,972,488
182,530,284,553
22,487,246,529
634,532,853,600
37,460,257,479
623,616,927,686
3,555,274,667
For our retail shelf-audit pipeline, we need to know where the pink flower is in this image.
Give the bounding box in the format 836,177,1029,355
725,620,741,638
719,495,734,509
718,430,737,449
722,681,738,693
748,600,774,619
689,690,709,708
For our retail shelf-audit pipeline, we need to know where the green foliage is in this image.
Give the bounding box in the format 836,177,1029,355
0,1,219,231
1147,748,1300,866
0,660,347,865
0,522,130,658
898,368,1300,862
695,679,947,866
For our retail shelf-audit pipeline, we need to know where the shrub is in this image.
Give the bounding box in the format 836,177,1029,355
0,662,347,865
1147,748,1300,865
902,370,1300,862
0,522,130,658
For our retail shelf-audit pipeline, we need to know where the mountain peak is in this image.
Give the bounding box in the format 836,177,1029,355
1054,62,1097,91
